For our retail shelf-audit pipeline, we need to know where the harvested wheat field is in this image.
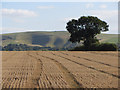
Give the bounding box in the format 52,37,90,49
1,51,119,88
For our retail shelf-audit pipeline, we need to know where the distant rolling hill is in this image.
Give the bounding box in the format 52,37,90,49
1,31,118,48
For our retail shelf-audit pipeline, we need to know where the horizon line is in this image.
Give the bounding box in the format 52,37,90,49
1,30,119,34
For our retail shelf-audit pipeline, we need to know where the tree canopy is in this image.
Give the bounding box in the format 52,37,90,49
66,16,109,46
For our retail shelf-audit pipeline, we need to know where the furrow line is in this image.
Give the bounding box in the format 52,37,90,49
59,52,119,69
51,52,120,79
87,52,119,57
27,52,43,88
39,54,83,88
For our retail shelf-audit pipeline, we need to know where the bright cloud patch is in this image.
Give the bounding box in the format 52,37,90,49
2,8,37,17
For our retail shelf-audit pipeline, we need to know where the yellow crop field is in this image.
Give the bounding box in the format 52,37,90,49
1,51,119,88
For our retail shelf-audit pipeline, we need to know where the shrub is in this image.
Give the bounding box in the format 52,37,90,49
99,43,117,51
70,43,117,51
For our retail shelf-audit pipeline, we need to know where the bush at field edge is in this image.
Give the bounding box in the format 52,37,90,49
70,43,117,51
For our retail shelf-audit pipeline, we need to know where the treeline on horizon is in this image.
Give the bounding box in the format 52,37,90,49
0,43,120,51
70,43,119,51
1,44,69,51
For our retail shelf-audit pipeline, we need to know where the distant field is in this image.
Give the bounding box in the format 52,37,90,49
2,51,118,88
97,34,118,43
1,31,118,47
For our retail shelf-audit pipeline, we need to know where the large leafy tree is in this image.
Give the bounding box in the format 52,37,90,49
66,16,109,47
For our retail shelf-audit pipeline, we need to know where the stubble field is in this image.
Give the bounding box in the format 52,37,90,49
1,51,119,88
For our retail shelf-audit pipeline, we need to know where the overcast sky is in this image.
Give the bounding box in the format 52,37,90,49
1,2,118,34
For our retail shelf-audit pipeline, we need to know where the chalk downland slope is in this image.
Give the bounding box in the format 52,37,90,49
1,31,118,48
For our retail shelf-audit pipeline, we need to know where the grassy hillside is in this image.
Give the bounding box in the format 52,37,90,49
97,34,118,44
1,31,78,48
1,31,118,48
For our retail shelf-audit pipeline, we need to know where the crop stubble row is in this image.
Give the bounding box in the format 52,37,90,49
2,51,119,88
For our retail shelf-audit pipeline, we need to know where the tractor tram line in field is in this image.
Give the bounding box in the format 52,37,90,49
36,52,83,88
38,51,118,88
37,53,83,88
2,51,118,88
59,52,119,69
50,52,119,79
59,51,119,71
27,52,43,88
26,52,72,88
2,51,42,88
86,51,119,57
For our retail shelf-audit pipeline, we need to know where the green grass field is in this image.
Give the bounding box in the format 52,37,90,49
97,34,118,43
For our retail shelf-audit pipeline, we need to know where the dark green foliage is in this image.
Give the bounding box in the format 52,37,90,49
66,16,109,47
66,16,117,51
2,44,31,51
70,43,117,51
2,36,12,40
118,43,120,51
2,44,52,51
98,43,117,51
69,45,85,51
2,44,69,51
0,46,2,51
